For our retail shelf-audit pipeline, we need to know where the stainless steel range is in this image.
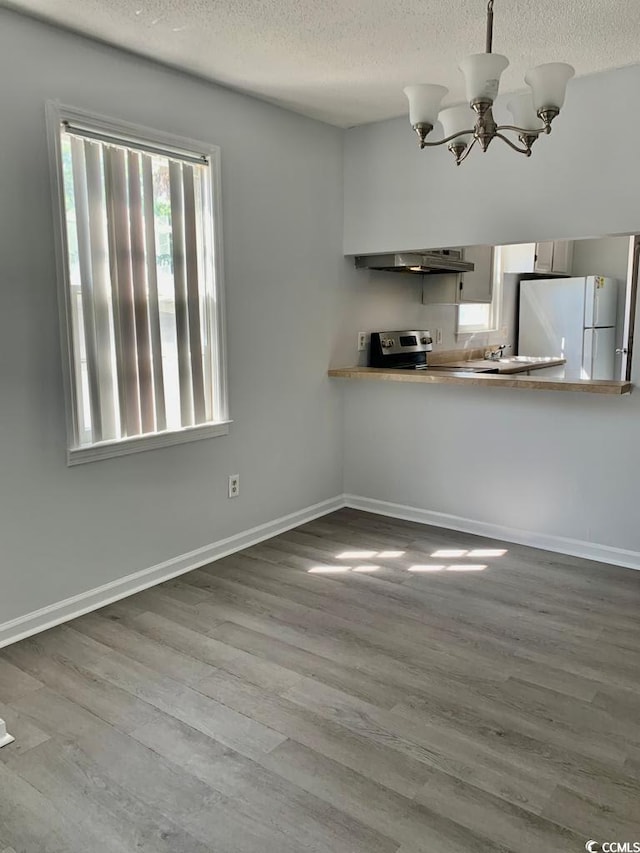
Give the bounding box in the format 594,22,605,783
369,330,433,370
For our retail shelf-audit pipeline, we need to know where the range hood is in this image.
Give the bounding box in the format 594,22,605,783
355,249,474,275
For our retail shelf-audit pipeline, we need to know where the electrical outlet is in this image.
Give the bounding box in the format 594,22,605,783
435,328,443,345
228,474,239,498
357,332,367,352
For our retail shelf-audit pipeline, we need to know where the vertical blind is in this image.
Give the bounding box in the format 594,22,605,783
61,128,217,447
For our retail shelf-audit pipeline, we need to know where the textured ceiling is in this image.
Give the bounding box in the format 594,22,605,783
4,0,640,126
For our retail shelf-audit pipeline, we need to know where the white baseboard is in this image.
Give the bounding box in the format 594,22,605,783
0,718,14,748
3,491,637,650
0,495,345,649
344,494,640,571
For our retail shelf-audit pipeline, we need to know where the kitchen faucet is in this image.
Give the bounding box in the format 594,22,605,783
486,344,511,361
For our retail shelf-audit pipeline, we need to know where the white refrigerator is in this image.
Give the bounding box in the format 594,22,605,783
519,276,618,380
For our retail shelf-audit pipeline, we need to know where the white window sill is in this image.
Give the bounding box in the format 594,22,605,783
67,420,232,466
456,328,500,338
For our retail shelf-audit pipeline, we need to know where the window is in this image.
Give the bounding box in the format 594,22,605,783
457,302,493,333
457,246,503,335
48,104,229,464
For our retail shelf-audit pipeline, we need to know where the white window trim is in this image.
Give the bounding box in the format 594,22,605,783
456,247,503,337
46,101,230,465
67,421,232,466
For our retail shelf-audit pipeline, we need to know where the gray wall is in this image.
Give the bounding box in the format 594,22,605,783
345,67,640,255
571,236,630,281
342,380,640,551
341,65,640,555
0,10,345,623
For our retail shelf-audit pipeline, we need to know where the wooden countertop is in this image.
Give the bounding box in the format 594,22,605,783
328,366,633,395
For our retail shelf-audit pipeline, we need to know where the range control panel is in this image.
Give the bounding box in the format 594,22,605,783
370,330,433,368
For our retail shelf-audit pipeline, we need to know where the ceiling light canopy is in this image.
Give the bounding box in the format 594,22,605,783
403,0,574,164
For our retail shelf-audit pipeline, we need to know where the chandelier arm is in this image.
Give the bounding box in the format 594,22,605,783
421,129,477,148
494,132,532,156
496,123,546,137
456,137,478,164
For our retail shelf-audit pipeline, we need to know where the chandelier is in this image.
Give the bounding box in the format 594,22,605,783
403,0,574,164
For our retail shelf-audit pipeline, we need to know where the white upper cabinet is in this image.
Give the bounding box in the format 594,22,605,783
501,240,574,275
460,245,494,302
422,245,493,305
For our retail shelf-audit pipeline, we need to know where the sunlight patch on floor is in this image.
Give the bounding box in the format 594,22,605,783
308,564,380,574
336,549,405,560
468,549,507,557
308,545,504,574
446,564,488,572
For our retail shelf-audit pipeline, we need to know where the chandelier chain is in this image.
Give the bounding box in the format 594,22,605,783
486,0,494,53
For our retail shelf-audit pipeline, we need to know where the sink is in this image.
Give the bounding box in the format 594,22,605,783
497,356,555,364
498,355,553,364
428,365,499,373
431,355,562,374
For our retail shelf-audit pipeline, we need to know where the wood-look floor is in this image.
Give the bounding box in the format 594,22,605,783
1,508,640,852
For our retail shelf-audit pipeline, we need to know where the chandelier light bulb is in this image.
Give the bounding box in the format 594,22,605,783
439,105,474,144
458,53,509,105
525,62,575,112
506,92,542,130
439,104,476,164
403,84,448,128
